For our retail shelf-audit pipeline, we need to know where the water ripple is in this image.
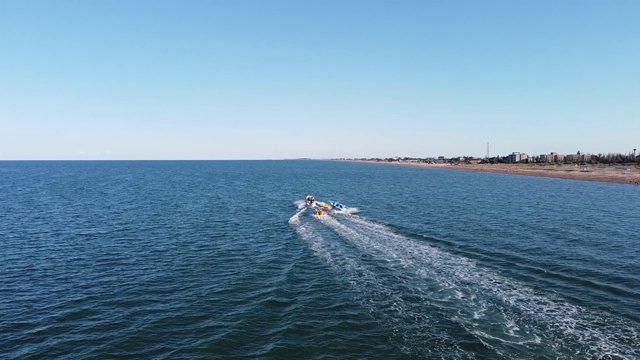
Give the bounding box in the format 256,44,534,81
2,161,639,359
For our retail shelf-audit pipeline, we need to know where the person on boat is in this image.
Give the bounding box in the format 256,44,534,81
306,195,315,205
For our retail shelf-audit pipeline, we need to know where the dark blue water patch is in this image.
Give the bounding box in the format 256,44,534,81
1,160,639,359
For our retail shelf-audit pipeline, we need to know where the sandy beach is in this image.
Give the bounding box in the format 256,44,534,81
347,161,640,186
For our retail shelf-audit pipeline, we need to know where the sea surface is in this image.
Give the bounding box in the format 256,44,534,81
1,160,639,359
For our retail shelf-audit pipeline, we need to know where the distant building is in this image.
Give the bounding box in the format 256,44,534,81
508,152,529,163
565,152,591,163
552,152,564,162
541,152,564,163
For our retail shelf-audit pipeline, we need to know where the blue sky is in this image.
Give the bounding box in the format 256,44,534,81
1,1,638,160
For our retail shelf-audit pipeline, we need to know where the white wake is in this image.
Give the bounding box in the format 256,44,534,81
290,209,640,359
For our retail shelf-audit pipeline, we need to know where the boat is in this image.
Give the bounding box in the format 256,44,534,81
329,201,345,211
306,195,316,205
317,202,331,210
304,196,351,213
314,209,326,216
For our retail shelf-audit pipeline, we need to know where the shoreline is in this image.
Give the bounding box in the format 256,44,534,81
343,160,640,186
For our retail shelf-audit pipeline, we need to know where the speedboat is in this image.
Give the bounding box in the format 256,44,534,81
303,196,352,213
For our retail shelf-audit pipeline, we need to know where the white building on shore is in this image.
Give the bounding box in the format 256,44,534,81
540,152,565,163
508,152,529,163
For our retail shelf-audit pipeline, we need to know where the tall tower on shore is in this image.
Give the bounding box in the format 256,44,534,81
486,142,490,159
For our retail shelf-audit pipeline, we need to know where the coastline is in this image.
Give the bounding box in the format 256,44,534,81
343,160,640,186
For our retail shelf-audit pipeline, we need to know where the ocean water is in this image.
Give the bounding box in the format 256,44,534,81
1,160,639,359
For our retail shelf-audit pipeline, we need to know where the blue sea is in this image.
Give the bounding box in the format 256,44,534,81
1,160,639,359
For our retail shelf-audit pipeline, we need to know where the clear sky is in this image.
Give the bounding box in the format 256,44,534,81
1,1,638,160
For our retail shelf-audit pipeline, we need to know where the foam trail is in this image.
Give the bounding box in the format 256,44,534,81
314,215,469,357
289,211,468,357
317,213,640,358
288,207,306,226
